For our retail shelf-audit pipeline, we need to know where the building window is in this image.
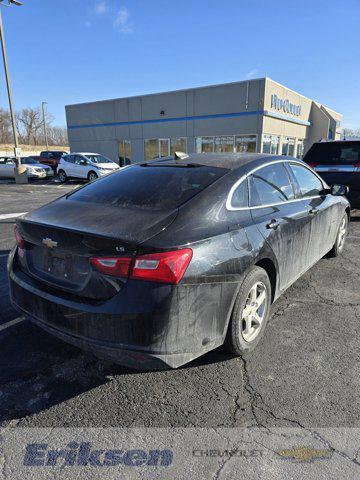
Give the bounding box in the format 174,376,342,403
118,139,131,166
159,139,170,157
296,139,305,159
214,136,234,153
235,135,257,153
262,135,280,155
145,139,159,160
170,137,187,156
281,137,295,156
145,138,187,160
195,137,214,153
196,134,258,154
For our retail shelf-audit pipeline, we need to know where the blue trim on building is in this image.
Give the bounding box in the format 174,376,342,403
263,110,311,127
68,109,311,129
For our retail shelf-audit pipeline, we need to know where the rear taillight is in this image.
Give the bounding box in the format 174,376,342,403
132,249,193,284
14,225,25,249
307,162,318,168
90,257,132,277
90,248,193,285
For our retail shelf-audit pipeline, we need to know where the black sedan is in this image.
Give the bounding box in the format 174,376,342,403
8,153,350,369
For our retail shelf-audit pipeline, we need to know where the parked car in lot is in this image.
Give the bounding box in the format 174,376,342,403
8,153,350,370
0,157,49,179
20,157,54,177
39,150,68,173
304,139,360,208
57,152,120,182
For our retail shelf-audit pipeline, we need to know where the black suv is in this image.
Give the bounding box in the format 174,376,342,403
304,140,360,208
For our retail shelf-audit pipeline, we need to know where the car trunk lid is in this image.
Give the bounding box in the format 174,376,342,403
16,198,178,300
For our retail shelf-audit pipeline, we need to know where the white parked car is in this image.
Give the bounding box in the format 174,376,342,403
57,153,120,182
0,157,49,179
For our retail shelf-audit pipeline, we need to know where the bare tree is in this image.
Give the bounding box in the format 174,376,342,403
0,108,14,143
0,106,68,146
48,125,68,146
16,107,44,145
343,128,360,139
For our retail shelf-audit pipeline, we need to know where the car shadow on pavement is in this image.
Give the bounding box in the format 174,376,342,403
0,320,232,424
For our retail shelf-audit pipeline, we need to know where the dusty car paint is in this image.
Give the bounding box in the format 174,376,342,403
8,153,350,369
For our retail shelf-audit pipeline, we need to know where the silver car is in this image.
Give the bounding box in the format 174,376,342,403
0,157,50,179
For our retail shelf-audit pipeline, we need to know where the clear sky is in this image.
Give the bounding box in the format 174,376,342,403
0,0,359,128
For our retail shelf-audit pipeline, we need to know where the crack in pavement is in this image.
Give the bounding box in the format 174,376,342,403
234,355,360,473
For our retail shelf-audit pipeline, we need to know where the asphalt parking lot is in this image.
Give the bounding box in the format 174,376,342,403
1,181,360,432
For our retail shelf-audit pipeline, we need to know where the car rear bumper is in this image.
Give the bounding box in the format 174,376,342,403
8,249,233,369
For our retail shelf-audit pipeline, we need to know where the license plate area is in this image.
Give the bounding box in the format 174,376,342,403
44,251,73,281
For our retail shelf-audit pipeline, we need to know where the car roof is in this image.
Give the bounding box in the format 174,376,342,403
143,152,286,171
314,139,360,144
71,152,99,156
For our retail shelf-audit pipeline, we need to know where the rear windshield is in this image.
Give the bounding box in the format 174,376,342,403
69,164,229,210
304,142,360,164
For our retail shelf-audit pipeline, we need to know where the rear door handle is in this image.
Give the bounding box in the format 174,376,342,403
309,208,319,216
266,219,279,230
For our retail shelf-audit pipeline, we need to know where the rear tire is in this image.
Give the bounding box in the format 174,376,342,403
88,171,98,182
225,266,272,355
327,212,348,257
58,169,67,183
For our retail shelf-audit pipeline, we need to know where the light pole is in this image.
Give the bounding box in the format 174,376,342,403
41,101,49,151
0,0,26,184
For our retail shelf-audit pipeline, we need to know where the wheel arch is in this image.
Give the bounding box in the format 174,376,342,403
345,206,351,221
254,257,278,303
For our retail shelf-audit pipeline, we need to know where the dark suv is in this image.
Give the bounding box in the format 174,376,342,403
304,140,360,208
39,151,68,173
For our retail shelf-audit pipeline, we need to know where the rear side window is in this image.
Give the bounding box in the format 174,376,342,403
289,164,323,198
69,164,229,210
249,163,295,207
304,142,360,165
231,181,248,208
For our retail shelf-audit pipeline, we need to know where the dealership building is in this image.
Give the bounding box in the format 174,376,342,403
66,77,342,165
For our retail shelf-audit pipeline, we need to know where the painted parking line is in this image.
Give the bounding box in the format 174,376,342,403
0,316,25,332
0,213,27,220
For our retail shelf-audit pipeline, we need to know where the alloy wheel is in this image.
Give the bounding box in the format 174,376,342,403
241,281,267,342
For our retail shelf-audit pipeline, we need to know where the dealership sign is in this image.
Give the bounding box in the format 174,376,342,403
271,94,301,117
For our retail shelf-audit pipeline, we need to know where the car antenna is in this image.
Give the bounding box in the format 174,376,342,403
174,151,189,161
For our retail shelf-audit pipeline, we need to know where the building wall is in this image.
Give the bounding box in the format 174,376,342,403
67,79,266,162
263,78,312,155
66,77,342,163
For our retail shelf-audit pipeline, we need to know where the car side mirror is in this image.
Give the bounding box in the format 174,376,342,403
331,184,349,196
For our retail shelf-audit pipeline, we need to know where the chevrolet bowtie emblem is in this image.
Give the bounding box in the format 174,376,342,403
42,238,58,248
